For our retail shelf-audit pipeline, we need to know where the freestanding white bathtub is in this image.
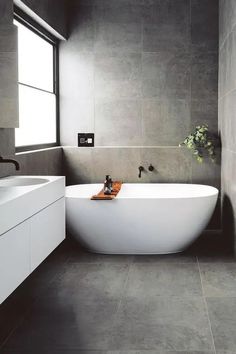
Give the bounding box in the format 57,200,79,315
66,183,218,254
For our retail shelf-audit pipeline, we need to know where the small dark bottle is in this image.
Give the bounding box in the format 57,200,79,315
109,176,113,192
104,175,112,195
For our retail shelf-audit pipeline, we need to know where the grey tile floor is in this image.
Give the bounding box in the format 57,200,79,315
0,238,236,354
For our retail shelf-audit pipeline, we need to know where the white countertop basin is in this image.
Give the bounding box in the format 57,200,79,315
0,176,50,187
0,176,65,236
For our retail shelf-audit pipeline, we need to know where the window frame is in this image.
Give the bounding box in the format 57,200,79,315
14,6,60,152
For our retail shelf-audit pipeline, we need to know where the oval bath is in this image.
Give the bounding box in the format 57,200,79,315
66,183,218,254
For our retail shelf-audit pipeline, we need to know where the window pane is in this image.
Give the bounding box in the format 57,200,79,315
15,85,56,147
14,20,54,92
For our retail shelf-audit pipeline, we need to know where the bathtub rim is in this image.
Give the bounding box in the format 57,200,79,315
65,183,219,200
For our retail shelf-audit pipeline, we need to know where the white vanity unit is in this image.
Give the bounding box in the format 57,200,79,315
0,176,65,304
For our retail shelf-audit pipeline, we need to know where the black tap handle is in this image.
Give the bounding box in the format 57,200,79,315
138,166,144,178
148,164,154,172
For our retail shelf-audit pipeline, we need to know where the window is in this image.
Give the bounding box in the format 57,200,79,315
14,13,58,151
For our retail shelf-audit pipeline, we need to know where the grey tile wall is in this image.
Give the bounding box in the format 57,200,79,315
0,1,18,128
219,0,236,252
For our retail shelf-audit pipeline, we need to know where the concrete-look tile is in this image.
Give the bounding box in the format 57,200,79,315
0,25,17,52
107,351,214,354
142,98,190,146
125,263,202,298
219,42,227,98
191,51,218,100
0,128,15,156
191,0,218,51
60,98,94,146
95,99,142,146
94,22,142,54
0,51,18,128
207,297,236,352
224,29,236,95
0,0,13,24
46,262,129,301
140,148,192,183
91,147,142,182
63,147,94,184
16,147,62,176
142,52,191,99
59,51,94,99
133,253,197,263
66,4,95,52
111,297,214,351
94,2,142,24
2,296,116,351
95,53,142,99
143,0,190,52
191,97,218,136
200,263,236,297
191,153,221,189
219,0,236,47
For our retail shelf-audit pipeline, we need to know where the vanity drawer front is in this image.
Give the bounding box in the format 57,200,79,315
30,197,65,271
0,221,30,304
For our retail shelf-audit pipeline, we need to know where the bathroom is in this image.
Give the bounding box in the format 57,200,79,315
0,0,235,352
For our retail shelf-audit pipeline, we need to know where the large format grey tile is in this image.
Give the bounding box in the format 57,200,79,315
191,0,218,51
133,253,197,263
0,0,13,24
191,52,218,100
0,24,17,52
142,0,190,52
2,296,116,351
94,22,141,54
140,148,192,183
60,98,94,146
142,98,190,146
94,2,142,24
219,0,236,47
95,53,142,99
59,51,94,100
125,263,202,297
95,99,142,146
142,52,191,99
111,297,214,351
46,262,130,301
200,263,236,297
66,4,95,52
207,297,236,352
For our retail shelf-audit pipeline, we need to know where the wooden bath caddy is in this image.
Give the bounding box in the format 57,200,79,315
91,181,122,200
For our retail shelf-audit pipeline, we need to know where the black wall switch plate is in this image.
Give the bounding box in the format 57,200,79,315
78,133,94,147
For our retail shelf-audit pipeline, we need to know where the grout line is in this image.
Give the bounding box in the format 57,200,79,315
219,85,236,101
197,257,217,354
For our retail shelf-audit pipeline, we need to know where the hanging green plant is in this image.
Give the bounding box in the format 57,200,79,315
179,124,216,163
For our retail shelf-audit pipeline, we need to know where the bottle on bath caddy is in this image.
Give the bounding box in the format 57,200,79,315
104,175,113,195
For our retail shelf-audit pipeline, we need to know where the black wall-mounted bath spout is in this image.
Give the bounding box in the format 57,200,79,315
138,166,144,178
148,164,154,172
0,155,20,170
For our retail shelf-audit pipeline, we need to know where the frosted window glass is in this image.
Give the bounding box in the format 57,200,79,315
14,20,54,92
15,85,56,147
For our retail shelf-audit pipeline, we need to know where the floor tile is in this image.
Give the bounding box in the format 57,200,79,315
200,263,236,297
111,297,214,351
46,262,130,301
125,263,202,297
133,253,197,264
2,296,117,351
207,297,236,352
